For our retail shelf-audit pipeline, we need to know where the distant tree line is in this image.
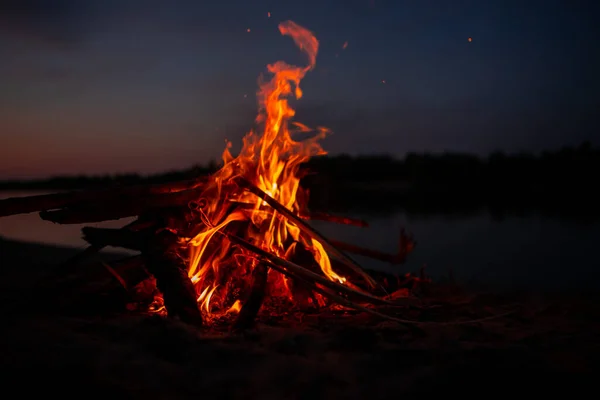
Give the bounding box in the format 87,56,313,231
1,141,598,219
302,141,600,218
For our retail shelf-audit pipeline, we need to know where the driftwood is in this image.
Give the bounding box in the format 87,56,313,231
39,188,205,224
0,176,207,217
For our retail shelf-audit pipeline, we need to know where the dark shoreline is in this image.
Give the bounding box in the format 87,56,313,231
2,142,600,221
1,236,598,397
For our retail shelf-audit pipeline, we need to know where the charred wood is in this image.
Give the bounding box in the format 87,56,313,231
142,230,203,327
288,241,321,309
39,188,204,224
232,263,268,331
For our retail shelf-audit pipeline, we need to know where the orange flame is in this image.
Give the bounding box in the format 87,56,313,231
183,21,340,319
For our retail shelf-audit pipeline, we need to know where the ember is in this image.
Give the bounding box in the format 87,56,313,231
0,21,418,329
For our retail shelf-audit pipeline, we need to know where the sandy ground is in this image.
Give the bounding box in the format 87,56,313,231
1,236,599,398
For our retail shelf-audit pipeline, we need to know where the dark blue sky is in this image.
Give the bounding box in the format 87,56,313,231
1,0,598,178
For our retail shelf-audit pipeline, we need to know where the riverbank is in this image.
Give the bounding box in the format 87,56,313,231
0,237,598,398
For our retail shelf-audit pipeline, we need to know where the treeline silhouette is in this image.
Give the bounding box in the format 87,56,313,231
304,141,600,219
1,141,598,219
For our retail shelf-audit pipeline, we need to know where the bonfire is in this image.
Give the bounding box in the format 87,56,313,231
0,21,419,329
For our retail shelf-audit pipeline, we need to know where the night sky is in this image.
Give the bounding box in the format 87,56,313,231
1,0,598,179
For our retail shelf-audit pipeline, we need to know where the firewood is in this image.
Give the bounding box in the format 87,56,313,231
236,177,378,288
142,230,203,327
82,227,147,251
0,176,207,217
232,263,269,330
300,211,368,227
287,241,322,309
47,220,146,280
260,257,422,329
39,188,204,224
225,233,397,306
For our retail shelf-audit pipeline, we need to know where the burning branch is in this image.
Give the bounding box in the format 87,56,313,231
236,177,378,288
225,233,397,307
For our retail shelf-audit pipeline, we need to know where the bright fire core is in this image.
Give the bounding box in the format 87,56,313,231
180,21,344,318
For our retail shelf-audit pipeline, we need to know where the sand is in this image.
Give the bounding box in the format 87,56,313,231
1,236,598,398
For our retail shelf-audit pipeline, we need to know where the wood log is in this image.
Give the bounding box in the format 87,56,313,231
232,263,268,330
0,176,207,217
142,230,203,327
39,188,204,224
